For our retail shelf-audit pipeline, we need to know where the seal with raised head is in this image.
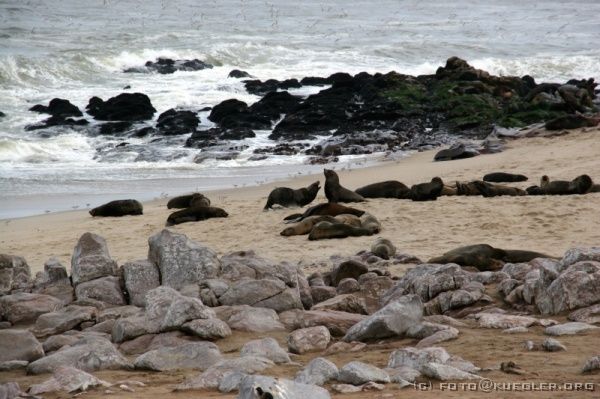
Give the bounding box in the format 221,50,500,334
410,177,444,201
324,169,365,203
354,180,410,199
483,172,528,183
264,181,320,210
371,237,396,260
540,174,592,195
284,202,365,223
167,193,210,209
429,244,554,271
90,199,143,217
308,221,372,241
471,181,526,197
166,206,228,226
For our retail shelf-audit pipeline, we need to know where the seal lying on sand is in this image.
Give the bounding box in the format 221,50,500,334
410,177,444,201
441,183,458,196
166,206,228,226
324,169,365,203
483,172,528,183
371,237,396,259
308,221,371,241
354,180,410,199
90,199,143,217
456,181,481,196
429,244,555,271
167,193,211,209
280,214,362,236
539,174,593,195
284,202,365,223
471,181,526,197
264,181,320,210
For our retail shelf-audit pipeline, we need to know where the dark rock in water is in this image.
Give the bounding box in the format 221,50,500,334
243,78,302,96
0,111,5,118
130,126,156,137
86,93,156,121
208,99,271,130
253,143,304,156
156,109,199,135
124,58,213,74
193,151,240,163
228,69,252,78
483,172,528,183
185,127,255,148
25,116,89,131
249,91,302,120
545,114,599,130
99,121,133,135
123,85,131,89
29,98,83,118
89,199,143,217
434,143,479,161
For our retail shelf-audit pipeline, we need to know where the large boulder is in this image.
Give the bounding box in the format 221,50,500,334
33,305,96,337
0,292,63,324
26,335,131,374
0,330,44,362
215,305,285,332
122,260,160,307
343,295,423,341
28,366,110,395
148,230,220,289
237,375,330,399
182,319,232,340
287,326,331,354
0,254,31,294
133,341,222,371
331,260,368,286
219,278,302,312
86,93,156,121
32,258,74,304
71,233,118,286
295,357,339,386
337,361,390,385
279,309,366,336
312,294,368,314
388,347,451,370
75,276,126,306
159,295,215,331
240,338,290,364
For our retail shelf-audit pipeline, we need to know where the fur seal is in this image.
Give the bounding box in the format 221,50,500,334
264,181,320,210
410,177,444,201
590,183,600,193
471,181,526,197
456,181,482,196
284,202,365,223
334,213,362,227
483,172,528,183
166,206,228,226
89,199,143,217
441,183,458,196
371,237,396,260
429,244,554,271
540,174,592,195
167,193,210,209
308,221,371,241
280,215,338,236
324,169,365,203
354,180,410,199
360,212,381,234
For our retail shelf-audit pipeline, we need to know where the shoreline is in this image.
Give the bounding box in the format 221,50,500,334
2,127,600,275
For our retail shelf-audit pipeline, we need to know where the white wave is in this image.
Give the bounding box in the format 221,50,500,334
0,134,94,163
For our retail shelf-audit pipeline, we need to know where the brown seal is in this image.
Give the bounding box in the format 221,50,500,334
441,183,458,196
308,221,371,241
540,174,593,195
483,172,528,183
360,212,381,234
167,193,210,209
471,181,526,197
166,206,228,226
370,237,396,260
264,181,320,210
429,244,554,271
284,202,365,223
456,181,481,196
89,199,143,217
280,215,337,236
324,169,365,203
354,180,410,199
409,177,444,201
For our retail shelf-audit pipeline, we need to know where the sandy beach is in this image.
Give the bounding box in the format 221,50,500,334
3,127,600,275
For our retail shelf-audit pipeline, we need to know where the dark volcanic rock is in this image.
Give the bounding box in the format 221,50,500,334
249,91,302,120
25,115,88,131
98,121,133,135
208,99,271,130
29,98,83,118
86,93,156,121
124,58,213,74
185,127,255,148
228,69,252,78
156,109,199,135
244,78,302,96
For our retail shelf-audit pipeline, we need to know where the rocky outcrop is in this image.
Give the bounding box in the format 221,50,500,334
124,58,212,74
86,93,156,121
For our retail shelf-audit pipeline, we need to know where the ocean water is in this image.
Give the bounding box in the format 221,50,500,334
1,0,599,218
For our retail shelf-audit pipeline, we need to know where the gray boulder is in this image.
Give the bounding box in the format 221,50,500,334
421,362,481,380
148,229,220,289
582,355,600,373
33,258,74,304
75,276,126,306
331,260,368,286
215,305,285,332
343,294,423,342
545,322,599,336
160,295,215,331
182,318,231,340
388,347,451,370
312,294,368,314
0,254,31,294
310,286,337,304
295,357,338,386
337,361,390,385
0,329,44,362
238,375,331,399
0,360,29,371
97,305,142,322
26,335,131,374
28,366,110,395
0,292,63,325
220,250,299,286
287,326,331,354
134,341,222,371
71,233,118,285
559,247,600,272
280,309,366,336
33,305,96,337
240,337,290,364
568,303,600,324
218,370,247,393
220,279,302,312
0,382,28,399
337,278,360,294
122,260,160,307
542,338,566,352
